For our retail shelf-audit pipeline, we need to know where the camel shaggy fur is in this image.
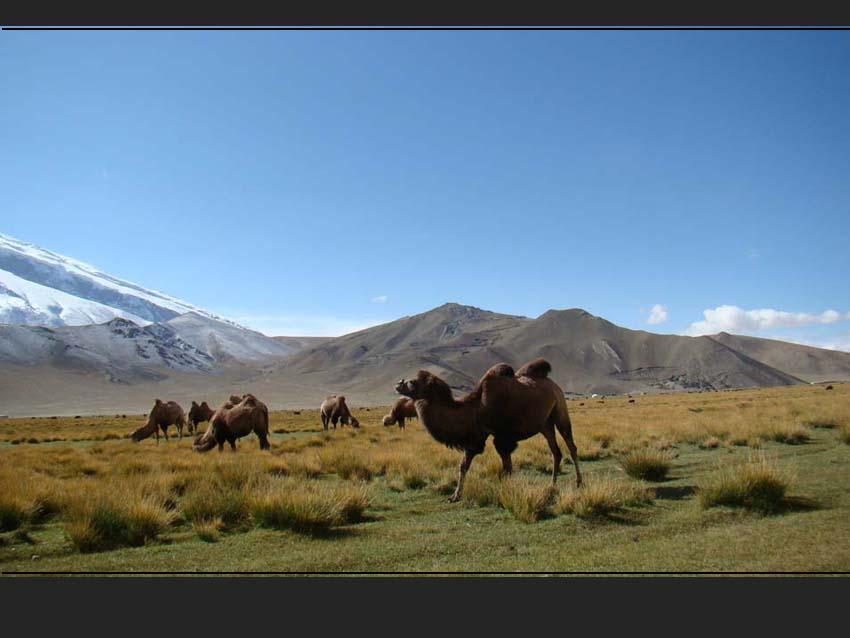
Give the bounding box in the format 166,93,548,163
192,394,270,452
187,401,214,434
130,399,188,443
395,358,581,502
320,395,360,430
382,397,418,430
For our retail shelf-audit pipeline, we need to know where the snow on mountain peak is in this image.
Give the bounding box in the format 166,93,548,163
0,232,231,328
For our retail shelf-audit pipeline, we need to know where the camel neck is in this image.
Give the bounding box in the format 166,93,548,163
415,395,479,449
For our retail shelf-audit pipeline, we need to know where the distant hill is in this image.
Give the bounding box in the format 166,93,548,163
2,298,850,416
271,303,835,401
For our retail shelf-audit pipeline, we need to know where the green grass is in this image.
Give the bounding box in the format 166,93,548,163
2,386,850,572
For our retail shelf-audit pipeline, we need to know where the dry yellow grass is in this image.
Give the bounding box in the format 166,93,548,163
556,474,654,518
0,383,847,563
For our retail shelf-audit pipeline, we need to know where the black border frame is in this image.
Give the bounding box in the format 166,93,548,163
2,5,849,581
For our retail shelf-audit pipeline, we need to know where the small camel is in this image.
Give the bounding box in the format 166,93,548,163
382,397,418,430
130,399,187,443
187,400,215,434
193,394,270,452
320,395,360,430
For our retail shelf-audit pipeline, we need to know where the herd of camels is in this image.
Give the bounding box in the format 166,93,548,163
128,357,582,502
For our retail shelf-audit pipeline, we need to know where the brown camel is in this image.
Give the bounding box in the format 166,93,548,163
395,358,581,502
382,397,418,430
192,393,270,452
130,399,188,443
320,395,360,430
187,401,214,434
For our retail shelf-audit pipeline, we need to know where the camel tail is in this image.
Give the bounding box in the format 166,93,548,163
515,358,551,379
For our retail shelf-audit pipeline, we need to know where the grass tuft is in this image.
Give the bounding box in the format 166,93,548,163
698,453,790,513
556,475,654,519
193,517,224,543
251,479,370,534
619,449,672,481
64,492,174,552
496,477,556,523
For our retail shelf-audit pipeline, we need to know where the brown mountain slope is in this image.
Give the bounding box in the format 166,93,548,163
272,304,819,402
711,332,850,382
3,303,848,415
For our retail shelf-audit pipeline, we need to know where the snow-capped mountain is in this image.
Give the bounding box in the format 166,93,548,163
0,317,216,384
0,233,295,366
163,312,295,361
0,233,227,327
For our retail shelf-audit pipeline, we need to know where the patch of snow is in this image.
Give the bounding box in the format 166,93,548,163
0,269,151,327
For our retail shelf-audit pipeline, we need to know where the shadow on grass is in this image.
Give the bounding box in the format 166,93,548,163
594,511,644,526
775,495,822,514
653,485,696,500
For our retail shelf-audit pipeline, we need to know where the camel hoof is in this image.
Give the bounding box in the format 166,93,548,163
448,494,461,503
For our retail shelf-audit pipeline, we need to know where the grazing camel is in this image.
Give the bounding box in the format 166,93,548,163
320,395,360,430
187,401,215,434
382,397,418,430
192,394,270,452
130,399,187,443
395,358,581,502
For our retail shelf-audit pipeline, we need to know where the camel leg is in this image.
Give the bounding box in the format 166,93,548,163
449,449,478,503
494,437,517,479
257,432,270,450
398,416,405,431
229,437,236,452
554,416,582,488
177,422,183,441
541,426,562,486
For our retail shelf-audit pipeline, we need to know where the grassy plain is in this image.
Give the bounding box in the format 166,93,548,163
1,383,849,573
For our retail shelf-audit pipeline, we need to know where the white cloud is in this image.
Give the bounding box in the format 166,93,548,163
371,295,387,304
685,305,844,336
647,304,668,325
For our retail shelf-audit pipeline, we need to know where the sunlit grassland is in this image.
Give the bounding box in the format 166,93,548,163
1,382,849,572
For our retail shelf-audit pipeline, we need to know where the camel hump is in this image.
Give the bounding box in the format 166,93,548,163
155,398,162,405
485,363,515,378
515,358,552,379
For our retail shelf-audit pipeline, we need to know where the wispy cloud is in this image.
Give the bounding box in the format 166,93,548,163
647,304,668,325
371,295,387,304
685,305,844,336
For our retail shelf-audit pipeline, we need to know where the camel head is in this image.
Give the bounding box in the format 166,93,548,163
349,416,360,429
192,429,217,453
396,371,450,402
382,415,394,426
130,419,154,442
396,375,425,399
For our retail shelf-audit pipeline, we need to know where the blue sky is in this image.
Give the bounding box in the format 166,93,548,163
2,30,849,346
